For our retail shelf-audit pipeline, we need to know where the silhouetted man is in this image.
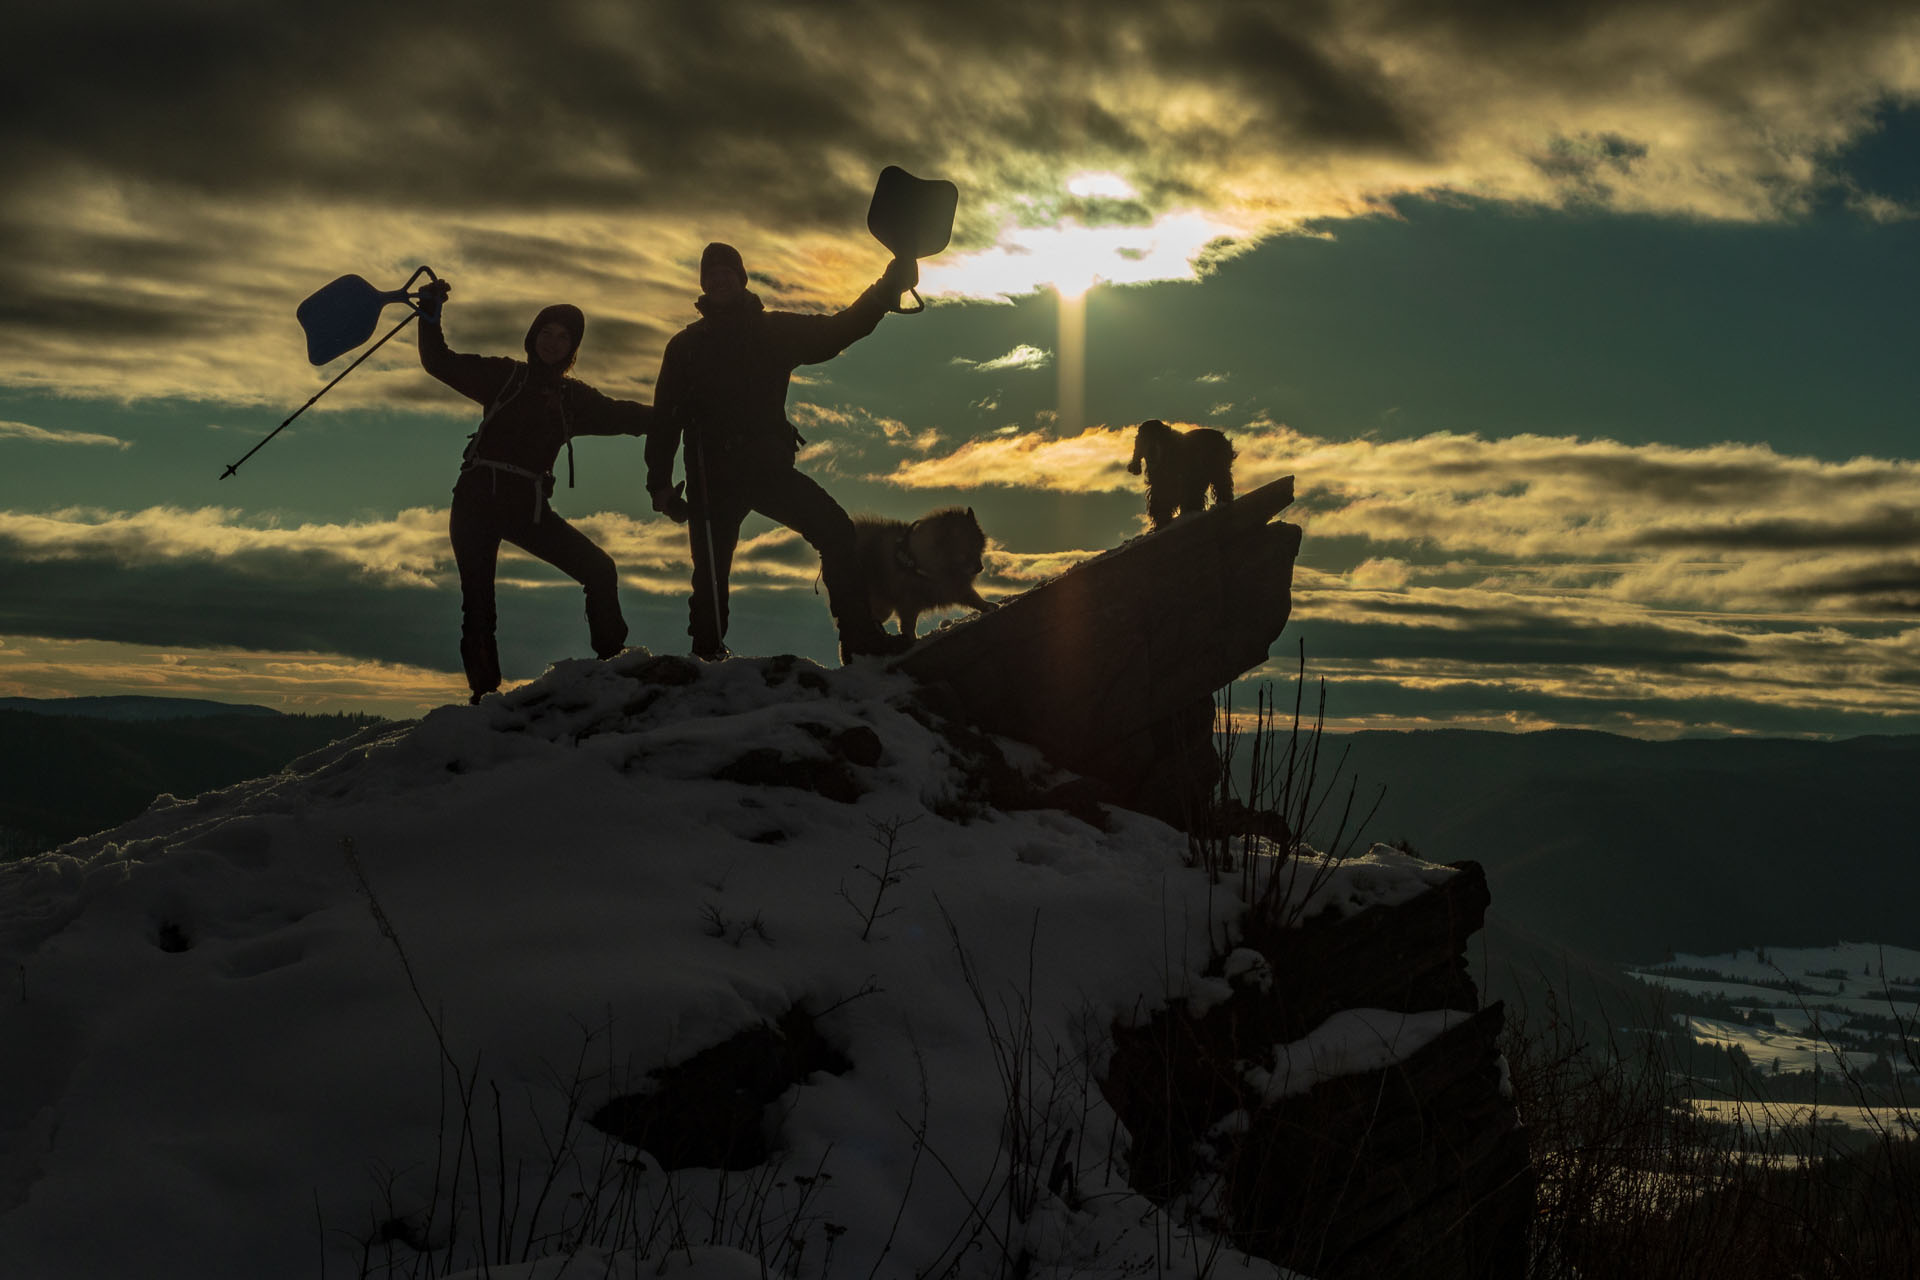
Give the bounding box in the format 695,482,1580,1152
416,277,651,703
646,242,917,662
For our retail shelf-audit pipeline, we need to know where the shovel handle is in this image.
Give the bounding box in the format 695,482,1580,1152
893,286,925,315
398,264,440,310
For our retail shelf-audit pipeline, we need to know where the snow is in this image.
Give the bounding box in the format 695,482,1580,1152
1632,943,1920,1063
1250,843,1459,923
1679,1015,1879,1078
1651,944,1920,990
0,651,1465,1279
1244,1009,1474,1102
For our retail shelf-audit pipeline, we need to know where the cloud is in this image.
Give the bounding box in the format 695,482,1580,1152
0,503,840,647
1270,591,1920,736
0,506,450,586
1348,557,1412,590
885,424,1136,491
0,503,868,704
864,416,1920,732
952,344,1052,373
8,1,1920,401
897,420,1920,610
0,635,454,719
0,419,130,449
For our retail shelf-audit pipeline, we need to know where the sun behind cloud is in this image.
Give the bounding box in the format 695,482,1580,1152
927,166,1246,301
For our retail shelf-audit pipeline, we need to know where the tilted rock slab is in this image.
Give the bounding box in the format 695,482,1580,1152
896,475,1302,824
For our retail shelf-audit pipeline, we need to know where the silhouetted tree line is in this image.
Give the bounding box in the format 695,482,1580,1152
0,709,387,856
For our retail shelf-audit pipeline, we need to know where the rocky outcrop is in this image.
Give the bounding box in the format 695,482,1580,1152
891,478,1529,1277
896,475,1301,825
1102,859,1532,1280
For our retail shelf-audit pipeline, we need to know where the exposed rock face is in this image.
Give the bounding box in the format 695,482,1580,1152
896,475,1302,825
891,475,1530,1276
1102,860,1532,1280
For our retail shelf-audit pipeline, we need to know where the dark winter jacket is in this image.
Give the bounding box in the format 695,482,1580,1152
420,314,651,477
644,277,895,491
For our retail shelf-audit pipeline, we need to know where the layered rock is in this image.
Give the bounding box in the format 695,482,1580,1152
1103,856,1532,1280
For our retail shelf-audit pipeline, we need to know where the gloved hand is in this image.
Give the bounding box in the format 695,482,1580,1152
883,257,919,296
651,483,690,525
415,278,451,321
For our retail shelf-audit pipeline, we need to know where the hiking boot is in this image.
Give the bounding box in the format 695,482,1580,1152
693,644,732,663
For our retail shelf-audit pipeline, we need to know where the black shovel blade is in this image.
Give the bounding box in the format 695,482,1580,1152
296,274,409,365
867,166,958,261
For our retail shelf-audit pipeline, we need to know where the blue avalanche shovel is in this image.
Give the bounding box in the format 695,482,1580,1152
219,264,438,479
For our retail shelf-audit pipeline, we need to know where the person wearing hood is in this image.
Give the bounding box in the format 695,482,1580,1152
415,277,652,703
646,242,918,662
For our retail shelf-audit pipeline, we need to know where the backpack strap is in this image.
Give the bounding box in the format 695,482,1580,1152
462,363,531,465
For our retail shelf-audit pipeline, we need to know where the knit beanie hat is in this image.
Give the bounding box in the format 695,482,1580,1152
700,242,748,287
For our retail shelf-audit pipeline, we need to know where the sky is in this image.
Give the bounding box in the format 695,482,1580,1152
4,0,1920,736
0,649,1465,1278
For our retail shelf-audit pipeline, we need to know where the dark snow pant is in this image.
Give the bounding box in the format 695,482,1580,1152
450,469,627,697
685,460,880,658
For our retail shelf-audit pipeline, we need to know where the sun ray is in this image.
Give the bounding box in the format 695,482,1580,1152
1057,289,1086,435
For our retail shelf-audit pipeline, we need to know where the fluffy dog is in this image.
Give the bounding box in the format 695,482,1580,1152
1126,418,1235,529
853,507,996,639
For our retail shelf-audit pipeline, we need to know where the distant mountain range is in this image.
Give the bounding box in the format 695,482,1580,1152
0,700,388,855
7,697,1914,969
1261,728,1920,964
0,695,280,720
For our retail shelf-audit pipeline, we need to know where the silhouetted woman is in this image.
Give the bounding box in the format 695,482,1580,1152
415,277,651,703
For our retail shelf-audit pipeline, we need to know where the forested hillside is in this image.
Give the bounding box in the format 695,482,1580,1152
0,708,386,854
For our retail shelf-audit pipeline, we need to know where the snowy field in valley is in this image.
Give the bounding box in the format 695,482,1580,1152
1632,944,1920,1139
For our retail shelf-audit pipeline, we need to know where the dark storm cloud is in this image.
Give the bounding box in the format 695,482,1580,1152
0,553,453,671
1297,613,1755,669
1635,509,1920,551
6,1,884,219
0,535,684,680
1285,673,1920,738
10,0,1920,402
0,215,232,280
0,278,234,342
1781,564,1920,611
0,505,839,683
14,0,1912,222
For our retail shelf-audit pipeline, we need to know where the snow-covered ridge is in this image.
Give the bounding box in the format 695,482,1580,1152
0,650,1469,1279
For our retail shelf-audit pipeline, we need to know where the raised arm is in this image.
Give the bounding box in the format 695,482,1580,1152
415,279,517,406
772,258,919,368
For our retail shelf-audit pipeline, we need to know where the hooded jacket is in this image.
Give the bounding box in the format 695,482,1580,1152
420,305,651,477
645,276,895,491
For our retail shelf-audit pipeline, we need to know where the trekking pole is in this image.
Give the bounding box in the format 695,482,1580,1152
221,264,439,480
691,428,727,648
220,311,419,479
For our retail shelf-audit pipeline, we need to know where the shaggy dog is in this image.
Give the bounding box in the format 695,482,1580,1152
1126,418,1235,529
852,507,996,638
